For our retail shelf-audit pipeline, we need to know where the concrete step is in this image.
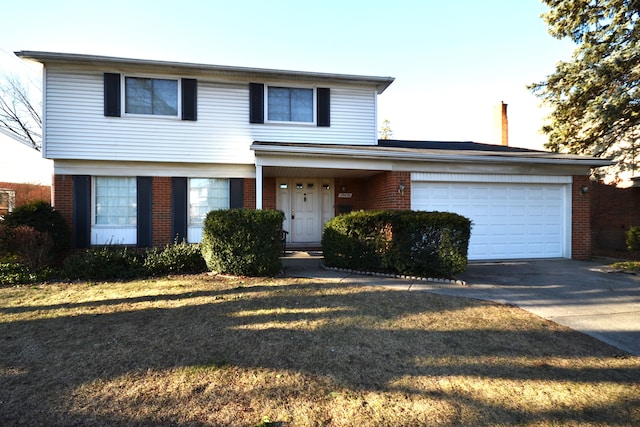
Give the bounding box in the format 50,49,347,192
281,250,324,269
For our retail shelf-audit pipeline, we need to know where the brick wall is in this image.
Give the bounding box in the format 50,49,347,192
571,175,592,259
365,171,411,210
244,178,256,209
0,181,51,206
334,178,367,214
152,176,173,246
52,174,74,245
591,181,640,257
262,177,276,210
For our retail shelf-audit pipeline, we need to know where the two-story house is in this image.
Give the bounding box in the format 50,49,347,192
16,51,608,260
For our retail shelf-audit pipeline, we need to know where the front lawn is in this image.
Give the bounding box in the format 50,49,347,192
1,274,638,426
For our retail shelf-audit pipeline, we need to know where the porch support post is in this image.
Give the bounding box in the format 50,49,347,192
256,164,263,209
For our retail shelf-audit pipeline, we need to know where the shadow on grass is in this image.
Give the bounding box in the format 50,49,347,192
1,279,639,425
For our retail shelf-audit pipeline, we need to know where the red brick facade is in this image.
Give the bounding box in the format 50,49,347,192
244,178,256,210
364,171,411,210
571,175,591,260
332,172,411,214
152,177,173,246
52,172,596,259
591,181,640,258
52,174,74,242
262,177,276,210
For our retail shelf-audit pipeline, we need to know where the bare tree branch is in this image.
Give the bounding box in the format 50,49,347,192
0,74,42,151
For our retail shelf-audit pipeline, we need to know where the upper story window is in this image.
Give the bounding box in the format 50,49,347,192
249,83,330,127
125,77,178,116
267,87,314,123
104,73,197,120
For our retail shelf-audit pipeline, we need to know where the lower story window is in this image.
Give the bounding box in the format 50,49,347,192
92,177,137,245
188,178,229,242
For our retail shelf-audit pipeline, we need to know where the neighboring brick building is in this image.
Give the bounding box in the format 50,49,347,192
0,127,52,217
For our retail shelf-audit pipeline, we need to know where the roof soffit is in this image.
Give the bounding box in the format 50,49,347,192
15,51,395,93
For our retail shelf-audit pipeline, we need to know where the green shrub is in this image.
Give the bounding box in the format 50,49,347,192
201,209,285,276
322,210,471,278
0,261,38,285
321,210,395,271
626,226,640,254
8,225,54,271
144,240,207,276
62,246,146,281
1,201,71,265
386,211,471,277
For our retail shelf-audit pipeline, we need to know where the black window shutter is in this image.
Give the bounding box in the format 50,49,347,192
73,175,91,248
317,87,330,127
104,73,121,117
137,177,153,248
229,178,244,208
172,177,188,242
249,83,264,123
181,78,197,121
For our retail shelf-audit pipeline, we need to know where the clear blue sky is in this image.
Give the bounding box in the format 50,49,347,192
0,0,574,149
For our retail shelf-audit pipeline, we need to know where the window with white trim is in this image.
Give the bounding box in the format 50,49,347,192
125,77,178,116
267,86,314,123
189,178,230,225
94,177,137,226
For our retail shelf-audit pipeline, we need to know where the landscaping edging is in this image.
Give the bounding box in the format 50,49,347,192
321,265,467,286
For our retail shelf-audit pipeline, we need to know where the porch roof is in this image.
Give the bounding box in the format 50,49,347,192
251,141,612,168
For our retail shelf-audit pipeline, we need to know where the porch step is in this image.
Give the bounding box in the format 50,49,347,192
281,250,324,269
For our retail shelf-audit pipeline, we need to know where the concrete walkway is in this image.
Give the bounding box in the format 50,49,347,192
283,259,640,356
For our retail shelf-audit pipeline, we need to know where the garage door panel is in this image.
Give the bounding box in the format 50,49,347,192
412,182,568,260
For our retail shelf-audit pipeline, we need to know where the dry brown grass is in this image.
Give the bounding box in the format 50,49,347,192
1,274,639,426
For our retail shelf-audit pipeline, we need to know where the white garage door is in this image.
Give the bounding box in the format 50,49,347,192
411,180,571,260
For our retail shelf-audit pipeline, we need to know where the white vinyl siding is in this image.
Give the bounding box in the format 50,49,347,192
43,67,378,163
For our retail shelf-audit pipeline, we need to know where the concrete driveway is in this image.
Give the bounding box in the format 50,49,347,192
450,259,640,356
292,259,640,356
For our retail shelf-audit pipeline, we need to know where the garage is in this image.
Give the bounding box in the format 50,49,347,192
411,174,572,260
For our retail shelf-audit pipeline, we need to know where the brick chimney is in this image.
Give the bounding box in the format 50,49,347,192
493,101,508,146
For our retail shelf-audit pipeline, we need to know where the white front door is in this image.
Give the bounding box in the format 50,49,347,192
292,180,319,242
277,178,334,244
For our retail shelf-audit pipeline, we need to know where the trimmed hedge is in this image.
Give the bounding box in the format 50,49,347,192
201,209,285,276
322,210,471,278
61,241,207,282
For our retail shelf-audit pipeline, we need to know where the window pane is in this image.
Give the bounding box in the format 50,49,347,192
267,87,313,122
189,178,230,225
268,87,291,121
125,77,177,116
95,177,137,226
152,79,178,115
291,88,313,122
125,77,152,114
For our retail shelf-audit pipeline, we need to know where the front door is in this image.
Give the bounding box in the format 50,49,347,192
277,178,334,244
292,180,319,242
